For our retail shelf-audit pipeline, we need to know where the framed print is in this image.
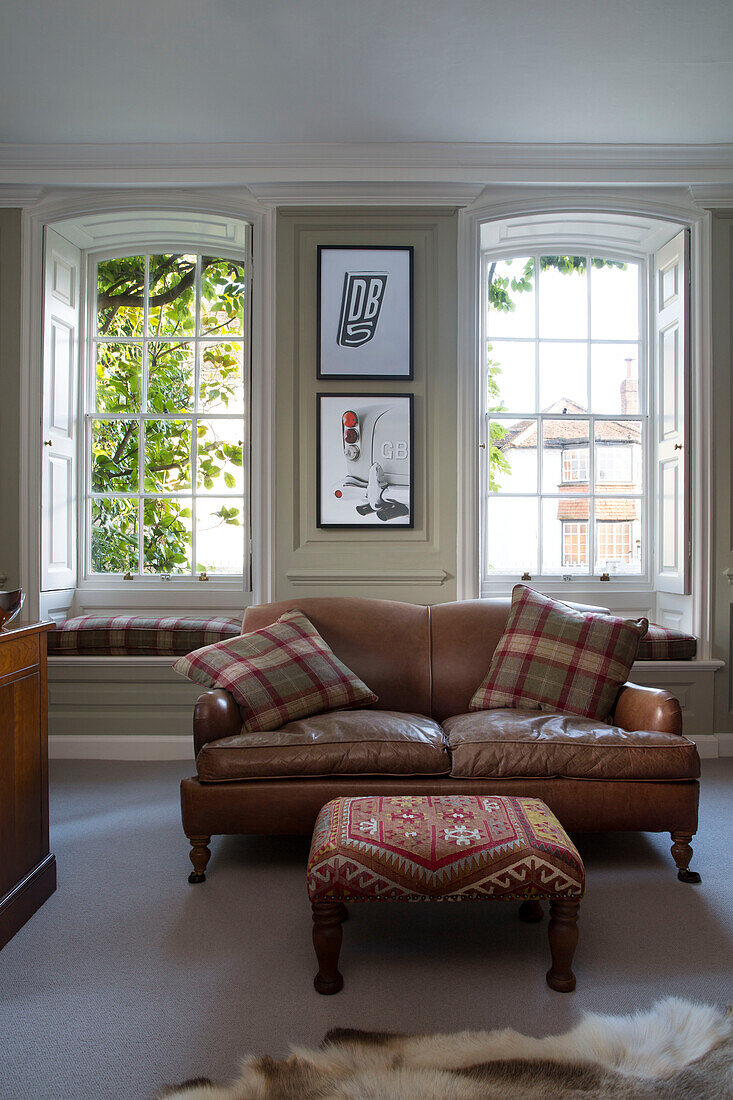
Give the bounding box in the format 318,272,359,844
317,246,414,379
317,393,414,528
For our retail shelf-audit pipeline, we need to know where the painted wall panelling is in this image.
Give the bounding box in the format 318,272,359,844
274,208,459,604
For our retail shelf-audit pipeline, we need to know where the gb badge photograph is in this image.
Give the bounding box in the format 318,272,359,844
317,246,413,379
317,394,414,527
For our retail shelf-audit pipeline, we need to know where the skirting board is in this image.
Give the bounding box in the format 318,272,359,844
49,735,195,761
48,733,731,761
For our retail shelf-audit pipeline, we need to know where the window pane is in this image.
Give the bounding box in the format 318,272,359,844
90,498,138,574
543,497,590,574
591,344,640,414
486,340,535,413
97,256,145,338
196,497,244,574
595,499,642,574
199,342,245,413
489,418,537,494
538,257,587,340
200,259,246,337
144,420,191,491
595,421,643,494
143,499,192,574
486,257,535,339
95,343,142,413
590,260,638,341
542,419,589,493
486,497,538,574
147,341,195,414
196,419,245,493
538,342,587,411
148,254,196,336
91,419,139,493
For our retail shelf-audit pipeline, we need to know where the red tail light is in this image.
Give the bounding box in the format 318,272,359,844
342,410,360,460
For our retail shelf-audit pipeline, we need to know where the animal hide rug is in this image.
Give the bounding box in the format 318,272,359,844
158,997,733,1099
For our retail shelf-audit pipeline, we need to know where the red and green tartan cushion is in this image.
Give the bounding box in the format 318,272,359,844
173,609,378,733
470,585,648,723
48,615,242,656
637,624,697,661
307,794,585,902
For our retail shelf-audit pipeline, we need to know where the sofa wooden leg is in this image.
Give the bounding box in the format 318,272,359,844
546,899,579,992
671,832,701,884
187,835,211,884
518,899,543,923
312,902,345,995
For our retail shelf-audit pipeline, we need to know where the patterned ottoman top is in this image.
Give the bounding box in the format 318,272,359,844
307,795,584,903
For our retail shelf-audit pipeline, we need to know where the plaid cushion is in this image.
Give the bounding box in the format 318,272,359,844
48,615,242,656
637,624,697,661
470,585,648,722
173,609,378,733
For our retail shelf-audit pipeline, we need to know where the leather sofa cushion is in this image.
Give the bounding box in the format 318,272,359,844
443,709,700,782
196,710,451,782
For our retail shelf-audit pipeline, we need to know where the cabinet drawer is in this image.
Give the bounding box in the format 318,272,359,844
0,635,40,679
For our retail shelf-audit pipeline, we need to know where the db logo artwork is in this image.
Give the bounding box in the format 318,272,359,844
337,272,388,348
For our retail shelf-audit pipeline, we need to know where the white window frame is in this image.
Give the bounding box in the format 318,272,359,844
479,245,649,589
457,195,713,654
80,245,252,592
21,191,275,621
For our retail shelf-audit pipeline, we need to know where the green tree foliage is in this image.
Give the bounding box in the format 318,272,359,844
92,254,247,575
487,255,625,492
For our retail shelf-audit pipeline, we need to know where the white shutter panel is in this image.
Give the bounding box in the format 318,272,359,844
41,227,81,593
653,229,690,595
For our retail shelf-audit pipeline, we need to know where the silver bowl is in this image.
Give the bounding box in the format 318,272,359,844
0,589,24,630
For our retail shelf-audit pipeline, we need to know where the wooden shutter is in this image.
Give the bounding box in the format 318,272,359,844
41,227,80,594
653,229,690,594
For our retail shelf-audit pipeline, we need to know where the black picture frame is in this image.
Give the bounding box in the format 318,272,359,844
316,393,414,528
317,246,414,380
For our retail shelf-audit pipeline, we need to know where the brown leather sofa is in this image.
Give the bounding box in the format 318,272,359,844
180,596,701,885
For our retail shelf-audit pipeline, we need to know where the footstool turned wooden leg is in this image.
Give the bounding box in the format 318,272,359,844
546,899,579,992
671,832,702,884
518,900,544,923
312,903,345,995
187,835,211,884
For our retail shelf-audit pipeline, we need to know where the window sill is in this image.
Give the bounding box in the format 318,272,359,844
72,581,250,614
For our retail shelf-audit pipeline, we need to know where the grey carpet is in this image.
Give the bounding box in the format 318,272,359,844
0,760,731,1100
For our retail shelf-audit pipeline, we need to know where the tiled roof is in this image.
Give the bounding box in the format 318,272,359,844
497,399,641,450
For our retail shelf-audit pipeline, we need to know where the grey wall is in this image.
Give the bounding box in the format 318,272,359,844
274,207,459,605
711,213,733,738
0,209,22,590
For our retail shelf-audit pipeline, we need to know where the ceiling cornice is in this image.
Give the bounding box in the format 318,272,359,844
1,142,733,188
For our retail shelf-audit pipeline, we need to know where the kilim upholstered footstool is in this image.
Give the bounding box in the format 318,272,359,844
307,794,585,994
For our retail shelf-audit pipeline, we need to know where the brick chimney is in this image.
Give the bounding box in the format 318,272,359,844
621,358,638,414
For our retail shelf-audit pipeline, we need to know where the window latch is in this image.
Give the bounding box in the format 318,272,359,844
198,571,209,582
599,572,611,582
521,571,532,581
123,571,133,581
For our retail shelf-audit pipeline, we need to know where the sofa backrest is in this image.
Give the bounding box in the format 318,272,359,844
242,594,612,724
242,597,432,717
429,598,512,722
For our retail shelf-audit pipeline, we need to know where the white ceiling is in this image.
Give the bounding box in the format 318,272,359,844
1,0,733,147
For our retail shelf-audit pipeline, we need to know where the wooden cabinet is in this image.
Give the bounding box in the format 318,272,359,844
0,621,56,949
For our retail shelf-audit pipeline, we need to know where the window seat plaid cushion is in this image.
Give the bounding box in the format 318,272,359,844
636,624,697,661
173,609,378,733
470,585,648,723
48,615,242,656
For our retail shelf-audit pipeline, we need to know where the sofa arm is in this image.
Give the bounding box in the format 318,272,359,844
612,681,682,736
193,688,241,756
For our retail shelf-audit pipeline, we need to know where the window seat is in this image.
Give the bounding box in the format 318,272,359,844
47,615,242,657
47,614,697,661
